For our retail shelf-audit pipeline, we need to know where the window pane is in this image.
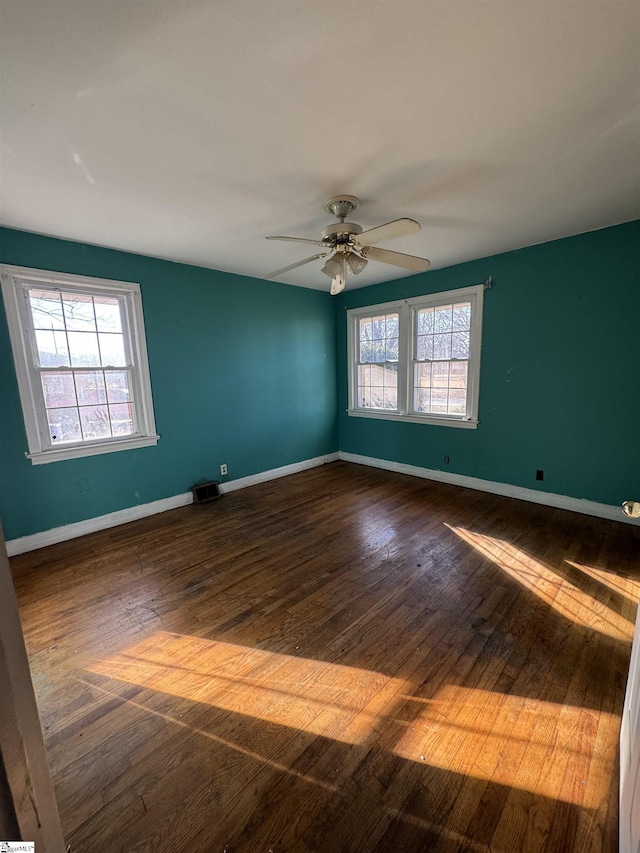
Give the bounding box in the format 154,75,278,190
417,308,434,335
371,317,385,339
416,335,433,361
414,388,431,412
35,329,70,367
99,333,127,367
448,388,467,414
360,340,373,362
68,332,100,367
430,388,448,412
63,293,96,331
386,338,399,361
359,313,399,366
105,370,131,403
368,387,385,408
369,342,386,363
450,361,468,388
434,305,453,333
383,387,397,409
75,371,107,406
41,372,76,408
432,362,450,387
48,407,82,443
453,303,471,331
357,360,398,411
385,315,399,337
109,403,134,435
94,297,122,333
359,319,372,342
452,331,470,359
433,334,452,360
79,405,111,440
359,386,374,408
358,364,373,387
415,363,432,388
412,359,468,416
30,291,65,330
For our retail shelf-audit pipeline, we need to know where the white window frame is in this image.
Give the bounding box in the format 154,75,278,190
347,284,484,429
1,264,159,464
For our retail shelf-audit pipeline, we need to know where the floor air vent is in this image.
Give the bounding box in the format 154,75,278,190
192,480,222,503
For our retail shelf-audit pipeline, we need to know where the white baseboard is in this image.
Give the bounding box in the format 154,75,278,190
339,451,635,525
5,492,193,557
5,449,631,556
5,452,339,556
219,453,339,495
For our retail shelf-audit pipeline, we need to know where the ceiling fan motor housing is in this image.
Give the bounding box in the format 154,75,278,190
321,222,363,245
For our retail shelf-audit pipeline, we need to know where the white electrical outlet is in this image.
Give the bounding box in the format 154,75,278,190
220,464,227,476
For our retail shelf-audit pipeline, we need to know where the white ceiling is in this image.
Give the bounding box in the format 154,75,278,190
1,2,639,291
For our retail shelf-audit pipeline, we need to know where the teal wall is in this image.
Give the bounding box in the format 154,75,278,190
0,228,338,540
337,220,640,507
1,220,637,542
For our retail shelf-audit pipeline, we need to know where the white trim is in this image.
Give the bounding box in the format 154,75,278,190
346,409,479,429
4,452,339,556
218,453,339,494
27,433,160,464
347,297,405,317
5,492,193,556
0,264,157,464
0,264,142,292
620,603,640,853
405,283,487,306
346,283,484,428
7,448,628,558
338,451,638,524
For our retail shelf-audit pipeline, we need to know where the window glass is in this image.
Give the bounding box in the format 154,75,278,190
357,312,400,410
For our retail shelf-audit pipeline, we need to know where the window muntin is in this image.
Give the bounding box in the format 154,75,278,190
356,311,399,411
347,285,483,428
412,301,471,417
28,288,136,445
1,266,158,464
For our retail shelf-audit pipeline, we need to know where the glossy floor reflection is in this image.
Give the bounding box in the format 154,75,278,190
12,462,640,851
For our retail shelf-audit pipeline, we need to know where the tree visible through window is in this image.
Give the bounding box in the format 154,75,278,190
357,311,399,410
413,302,471,416
1,266,158,464
347,285,484,428
30,289,136,444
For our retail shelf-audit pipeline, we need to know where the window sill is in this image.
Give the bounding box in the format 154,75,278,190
347,409,479,429
26,434,160,465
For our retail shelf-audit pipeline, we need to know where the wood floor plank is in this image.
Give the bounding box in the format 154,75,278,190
10,461,640,852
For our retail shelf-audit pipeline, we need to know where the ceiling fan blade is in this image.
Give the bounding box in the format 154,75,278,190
363,246,430,272
356,218,421,247
263,253,328,280
266,235,328,246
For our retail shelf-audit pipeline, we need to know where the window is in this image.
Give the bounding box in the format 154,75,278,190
355,310,399,411
347,284,484,428
1,265,158,464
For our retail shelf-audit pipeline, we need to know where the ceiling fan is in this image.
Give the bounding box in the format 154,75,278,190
264,195,431,295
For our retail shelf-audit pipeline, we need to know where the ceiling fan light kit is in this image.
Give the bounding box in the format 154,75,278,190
320,255,344,279
265,196,430,293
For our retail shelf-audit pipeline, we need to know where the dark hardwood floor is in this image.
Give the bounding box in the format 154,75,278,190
10,461,640,852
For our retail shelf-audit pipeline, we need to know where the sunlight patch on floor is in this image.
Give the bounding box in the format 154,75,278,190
447,525,633,640
77,677,338,791
86,631,407,744
565,559,640,603
392,685,616,807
